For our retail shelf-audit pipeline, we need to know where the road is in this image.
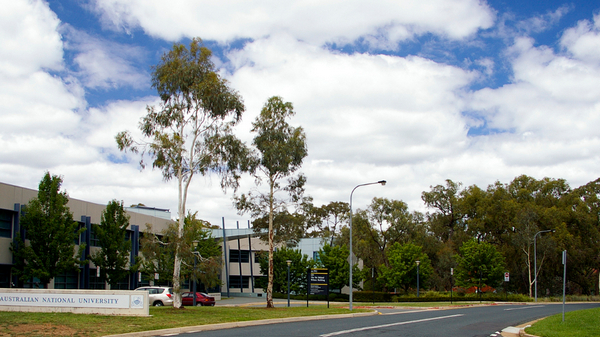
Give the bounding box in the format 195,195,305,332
180,303,599,337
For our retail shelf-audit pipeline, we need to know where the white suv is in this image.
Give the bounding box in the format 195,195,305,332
134,286,174,306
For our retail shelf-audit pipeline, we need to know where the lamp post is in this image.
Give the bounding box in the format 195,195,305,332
534,229,555,302
349,180,386,311
192,240,199,307
416,260,420,298
286,260,292,307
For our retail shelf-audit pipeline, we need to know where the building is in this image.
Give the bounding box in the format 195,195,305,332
0,181,323,296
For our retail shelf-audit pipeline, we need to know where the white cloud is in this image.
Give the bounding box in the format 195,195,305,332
560,13,600,65
0,0,63,77
63,26,150,90
91,0,495,46
227,35,474,166
467,19,600,178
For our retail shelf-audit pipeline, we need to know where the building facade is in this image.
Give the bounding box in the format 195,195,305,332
0,181,323,296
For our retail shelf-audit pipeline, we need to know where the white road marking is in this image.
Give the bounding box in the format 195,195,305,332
504,305,545,311
319,314,464,336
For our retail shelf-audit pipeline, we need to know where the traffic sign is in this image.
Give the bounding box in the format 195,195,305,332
504,272,509,282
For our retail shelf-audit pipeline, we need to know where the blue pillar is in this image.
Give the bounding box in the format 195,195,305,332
129,225,140,289
11,204,22,287
80,216,91,289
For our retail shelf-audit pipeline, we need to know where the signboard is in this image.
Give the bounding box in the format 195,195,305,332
308,268,329,295
504,272,510,282
0,289,148,316
0,293,135,308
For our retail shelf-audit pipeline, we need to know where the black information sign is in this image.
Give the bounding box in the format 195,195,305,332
307,268,329,308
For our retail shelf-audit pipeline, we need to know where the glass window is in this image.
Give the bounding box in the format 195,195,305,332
240,250,250,263
114,278,129,290
229,276,250,289
90,227,100,247
0,210,13,238
54,271,79,289
0,266,11,288
230,250,250,263
90,270,105,289
313,252,321,263
229,250,239,263
23,277,43,288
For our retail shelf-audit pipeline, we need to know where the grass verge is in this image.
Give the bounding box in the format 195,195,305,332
524,307,600,337
0,305,364,337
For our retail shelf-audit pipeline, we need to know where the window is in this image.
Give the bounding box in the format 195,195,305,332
114,278,129,290
23,277,43,288
89,270,105,289
0,266,11,288
54,271,79,289
0,210,13,238
90,227,100,247
229,250,250,263
229,276,250,289
313,252,321,263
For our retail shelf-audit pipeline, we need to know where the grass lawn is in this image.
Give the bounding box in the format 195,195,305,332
525,307,600,337
0,305,363,337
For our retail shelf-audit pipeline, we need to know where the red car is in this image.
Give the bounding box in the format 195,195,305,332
181,292,216,306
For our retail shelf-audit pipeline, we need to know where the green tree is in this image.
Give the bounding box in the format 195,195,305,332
116,38,247,307
250,209,307,247
316,243,359,290
234,96,308,308
138,212,222,290
349,198,422,273
309,202,350,246
255,247,313,295
89,200,131,289
10,173,85,288
379,242,433,293
455,239,506,290
422,179,467,243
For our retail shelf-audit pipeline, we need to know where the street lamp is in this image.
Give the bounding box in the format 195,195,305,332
416,260,420,298
349,180,386,311
192,240,199,307
286,260,292,307
534,229,555,302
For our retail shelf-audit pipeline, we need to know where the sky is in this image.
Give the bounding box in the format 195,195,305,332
2,0,600,228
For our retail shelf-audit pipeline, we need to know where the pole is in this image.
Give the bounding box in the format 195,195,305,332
479,269,482,303
193,255,197,306
222,218,230,298
562,250,567,322
416,261,420,298
349,180,386,311
534,233,537,302
372,267,374,305
288,260,291,308
450,268,453,304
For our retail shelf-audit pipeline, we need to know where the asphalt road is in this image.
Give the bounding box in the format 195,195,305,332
180,302,600,337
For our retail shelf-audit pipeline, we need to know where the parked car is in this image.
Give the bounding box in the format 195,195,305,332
134,286,174,306
181,292,216,306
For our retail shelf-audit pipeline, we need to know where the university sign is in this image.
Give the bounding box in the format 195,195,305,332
0,289,148,316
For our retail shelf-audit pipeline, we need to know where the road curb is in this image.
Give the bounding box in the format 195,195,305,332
103,311,379,337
